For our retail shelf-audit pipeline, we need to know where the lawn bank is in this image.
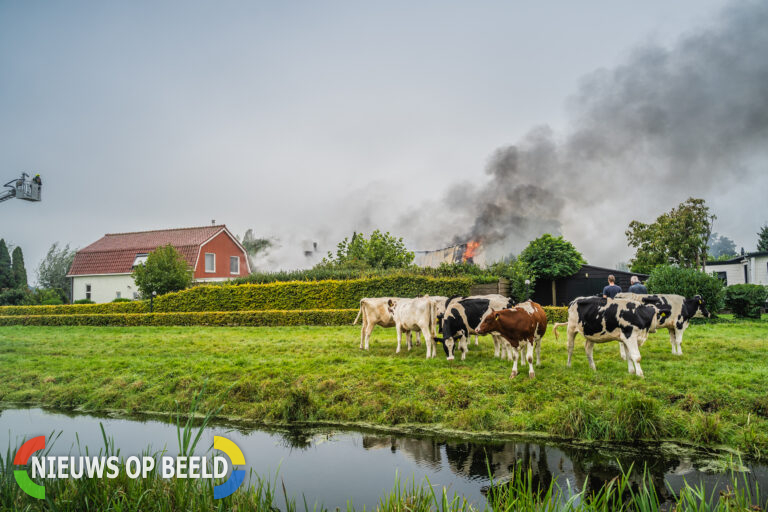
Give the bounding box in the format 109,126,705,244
1,322,766,457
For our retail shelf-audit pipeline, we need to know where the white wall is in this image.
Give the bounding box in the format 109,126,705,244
71,274,138,303
708,256,768,286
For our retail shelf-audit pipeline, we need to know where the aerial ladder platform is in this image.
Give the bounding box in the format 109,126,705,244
1,173,42,203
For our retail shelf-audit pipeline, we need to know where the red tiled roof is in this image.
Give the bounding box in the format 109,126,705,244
68,225,227,276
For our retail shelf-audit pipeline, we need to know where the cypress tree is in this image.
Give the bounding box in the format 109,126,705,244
0,239,12,289
12,246,27,289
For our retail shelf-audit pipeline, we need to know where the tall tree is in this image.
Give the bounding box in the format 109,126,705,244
321,230,414,269
36,242,77,300
0,239,12,289
519,234,585,305
132,244,193,296
758,224,768,252
707,233,737,259
11,246,27,289
626,198,715,274
241,229,272,269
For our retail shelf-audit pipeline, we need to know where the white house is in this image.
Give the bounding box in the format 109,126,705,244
67,225,251,303
706,251,768,286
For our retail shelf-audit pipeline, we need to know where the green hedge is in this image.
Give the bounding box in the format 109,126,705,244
724,284,768,319
0,309,357,327
0,306,567,327
153,276,473,312
542,306,567,324
0,301,148,316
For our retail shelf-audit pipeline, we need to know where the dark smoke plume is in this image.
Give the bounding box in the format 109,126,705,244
402,1,768,264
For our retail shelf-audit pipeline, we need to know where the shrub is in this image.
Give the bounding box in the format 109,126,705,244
542,306,567,323
132,244,193,296
0,309,357,327
111,297,132,303
646,265,725,313
153,276,473,312
73,299,96,304
724,284,768,318
0,301,147,316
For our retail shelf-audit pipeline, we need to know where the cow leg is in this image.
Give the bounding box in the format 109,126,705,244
363,321,375,350
584,340,596,371
619,341,627,361
623,336,643,377
395,325,403,354
360,320,366,349
493,335,501,357
474,334,479,346
668,327,677,354
423,329,434,359
460,335,468,361
566,328,577,367
624,341,635,374
416,331,421,347
535,336,541,365
675,327,685,355
509,343,519,379
526,341,535,379
405,330,413,351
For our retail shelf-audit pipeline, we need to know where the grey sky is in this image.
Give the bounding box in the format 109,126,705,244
2,0,764,279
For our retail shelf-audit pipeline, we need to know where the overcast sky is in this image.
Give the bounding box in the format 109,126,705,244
2,0,765,280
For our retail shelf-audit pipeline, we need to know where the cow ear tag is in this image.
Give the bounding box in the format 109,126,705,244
495,313,500,321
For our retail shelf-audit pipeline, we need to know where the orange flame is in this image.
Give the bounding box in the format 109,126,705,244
463,240,480,262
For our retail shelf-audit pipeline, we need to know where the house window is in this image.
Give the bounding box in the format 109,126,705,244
116,291,121,299
133,292,139,300
230,256,240,275
716,272,727,286
132,253,149,268
744,265,749,284
205,253,215,273
85,284,91,301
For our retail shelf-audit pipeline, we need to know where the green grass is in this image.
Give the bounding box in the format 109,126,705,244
1,320,767,456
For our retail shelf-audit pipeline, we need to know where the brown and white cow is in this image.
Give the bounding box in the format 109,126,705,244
436,295,514,360
553,296,671,378
615,293,711,355
353,297,420,350
475,300,547,379
387,296,439,358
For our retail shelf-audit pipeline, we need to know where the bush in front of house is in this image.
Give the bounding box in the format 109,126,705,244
724,284,768,319
111,297,132,303
73,299,96,304
646,265,725,313
153,275,473,312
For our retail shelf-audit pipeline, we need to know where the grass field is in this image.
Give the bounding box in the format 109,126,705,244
1,319,767,456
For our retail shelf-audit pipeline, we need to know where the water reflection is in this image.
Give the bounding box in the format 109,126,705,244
1,408,765,510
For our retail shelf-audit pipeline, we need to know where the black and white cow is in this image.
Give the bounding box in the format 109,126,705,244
553,296,672,377
435,295,514,360
616,293,711,355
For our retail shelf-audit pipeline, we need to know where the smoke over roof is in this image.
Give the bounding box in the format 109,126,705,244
399,0,768,264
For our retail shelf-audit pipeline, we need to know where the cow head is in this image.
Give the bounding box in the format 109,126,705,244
654,304,673,327
476,309,499,335
387,299,397,316
690,295,711,318
437,313,465,360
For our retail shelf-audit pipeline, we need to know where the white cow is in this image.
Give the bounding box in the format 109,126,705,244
353,297,420,350
387,296,438,358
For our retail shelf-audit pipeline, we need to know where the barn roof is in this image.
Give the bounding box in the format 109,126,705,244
67,225,228,276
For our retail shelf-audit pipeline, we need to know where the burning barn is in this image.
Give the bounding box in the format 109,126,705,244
414,240,485,268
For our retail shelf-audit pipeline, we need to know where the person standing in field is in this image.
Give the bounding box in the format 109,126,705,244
603,275,622,298
628,275,648,294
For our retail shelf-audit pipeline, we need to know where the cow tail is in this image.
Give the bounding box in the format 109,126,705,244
353,300,363,325
552,322,567,341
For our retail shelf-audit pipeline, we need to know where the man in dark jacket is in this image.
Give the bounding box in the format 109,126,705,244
628,275,648,294
602,275,622,298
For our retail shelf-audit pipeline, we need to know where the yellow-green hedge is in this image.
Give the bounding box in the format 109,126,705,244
0,306,568,327
153,276,473,312
542,306,567,324
0,309,357,327
0,301,148,316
